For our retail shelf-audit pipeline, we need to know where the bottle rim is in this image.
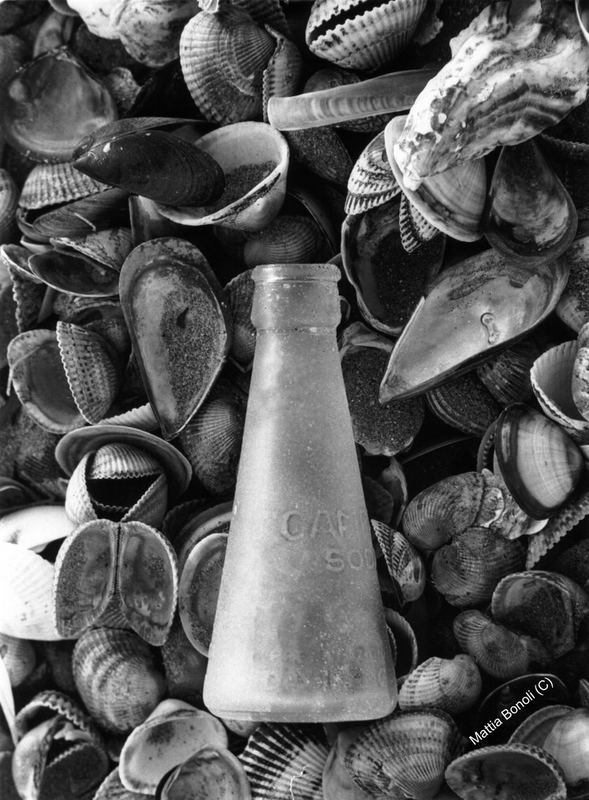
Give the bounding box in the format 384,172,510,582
252,263,341,283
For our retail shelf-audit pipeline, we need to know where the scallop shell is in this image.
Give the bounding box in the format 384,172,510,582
119,699,227,794
306,0,427,72
159,745,251,800
453,609,550,680
243,215,327,268
345,131,400,216
240,723,328,800
72,627,167,734
398,655,482,715
394,2,589,189
178,532,227,656
343,710,462,800
431,526,526,608
445,743,567,800
401,470,506,554
371,520,425,603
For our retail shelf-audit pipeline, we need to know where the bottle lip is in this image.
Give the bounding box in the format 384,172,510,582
252,263,341,283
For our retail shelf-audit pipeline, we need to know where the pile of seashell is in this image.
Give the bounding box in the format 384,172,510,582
5,0,589,797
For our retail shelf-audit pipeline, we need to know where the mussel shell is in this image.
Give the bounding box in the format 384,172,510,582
29,248,120,297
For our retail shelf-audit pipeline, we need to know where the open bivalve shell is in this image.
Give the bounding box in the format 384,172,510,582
119,237,232,440
53,519,178,646
119,699,228,794
158,745,251,800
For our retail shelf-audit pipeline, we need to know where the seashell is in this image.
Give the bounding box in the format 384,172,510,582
573,322,589,422
119,237,232,439
491,570,589,659
426,371,503,437
240,723,328,800
345,131,400,216
119,700,227,794
94,768,147,800
0,169,18,245
177,378,247,497
158,745,251,800
431,527,526,607
224,269,256,365
55,423,192,498
371,520,425,603
28,247,121,297
178,532,227,656
379,248,569,403
155,122,289,233
243,215,327,268
495,403,585,519
161,619,208,707
52,226,133,274
0,504,75,552
72,627,167,734
0,33,28,93
476,340,538,405
103,68,141,115
445,743,567,800
7,329,84,434
384,608,418,677
401,470,506,554
305,0,427,72
19,160,108,215
398,655,482,716
555,233,589,332
484,140,578,265
111,0,200,67
261,30,304,123
393,2,589,190
2,47,118,163
286,128,352,188
0,542,61,640
129,194,192,248
304,67,392,134
398,193,439,254
74,130,225,208
54,519,177,646
322,731,373,800
8,264,48,333
33,9,77,58
453,609,550,680
175,501,233,570
0,633,35,687
344,710,462,800
268,67,436,131
15,689,99,739
385,115,486,242
56,322,121,423
341,198,444,337
67,0,120,38
22,187,130,241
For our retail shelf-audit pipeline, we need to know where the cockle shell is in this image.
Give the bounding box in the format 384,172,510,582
0,169,18,245
444,744,567,800
345,131,400,216
158,745,252,800
343,710,462,800
393,1,589,190
19,160,107,213
119,699,228,794
322,729,373,800
384,607,418,677
572,321,589,420
306,0,427,72
15,690,97,739
72,627,167,734
53,519,178,646
371,521,425,603
398,192,439,253
398,655,482,715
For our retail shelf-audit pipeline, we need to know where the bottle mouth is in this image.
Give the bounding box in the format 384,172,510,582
252,263,341,283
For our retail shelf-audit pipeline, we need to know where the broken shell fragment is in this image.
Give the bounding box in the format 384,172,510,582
119,237,232,440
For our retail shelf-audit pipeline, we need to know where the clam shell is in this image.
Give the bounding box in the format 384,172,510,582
495,403,585,518
159,745,251,800
573,322,589,420
7,329,85,433
15,689,99,738
179,532,227,656
476,340,538,405
224,269,256,365
306,0,427,72
453,609,550,680
0,542,60,639
72,627,167,734
3,47,118,163
345,131,400,216
240,723,328,800
103,67,141,115
160,619,208,707
52,226,133,272
0,169,18,244
426,371,503,437
119,237,232,440
371,521,425,603
243,215,327,268
0,633,35,687
343,710,462,800
398,655,482,715
286,128,352,188
175,501,233,570
28,247,121,297
385,115,486,242
94,768,147,800
23,187,130,241
431,526,526,607
8,263,48,333
384,608,418,678
379,248,569,403
67,0,120,38
119,699,227,794
525,707,589,795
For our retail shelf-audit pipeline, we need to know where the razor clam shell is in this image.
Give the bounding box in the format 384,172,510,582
398,655,482,715
159,745,251,800
394,1,589,189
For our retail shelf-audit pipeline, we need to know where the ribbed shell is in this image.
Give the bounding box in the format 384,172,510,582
72,627,167,734
225,269,256,365
94,768,146,800
343,710,462,800
398,655,482,715
398,192,438,253
262,30,303,123
426,372,503,437
401,471,505,554
531,341,589,442
453,609,549,680
345,131,400,216
0,542,60,640
179,8,276,124
240,723,328,800
15,689,98,738
0,169,18,243
526,482,589,568
306,0,427,72
19,160,107,211
371,520,425,603
384,607,418,677
52,227,133,272
572,322,589,421
243,215,326,268
0,633,36,687
322,736,373,800
431,527,526,607
8,265,47,333
477,341,538,405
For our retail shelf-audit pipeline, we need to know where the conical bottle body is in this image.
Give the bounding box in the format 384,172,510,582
203,263,396,722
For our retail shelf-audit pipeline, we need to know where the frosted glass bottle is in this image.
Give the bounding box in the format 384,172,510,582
203,263,396,721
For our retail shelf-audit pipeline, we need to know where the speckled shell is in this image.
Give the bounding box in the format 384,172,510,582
343,710,462,800
371,520,425,603
445,744,567,800
345,131,400,216
398,655,482,715
453,609,550,680
306,0,427,72
394,2,589,190
52,226,133,272
119,699,228,794
159,745,252,800
72,627,167,734
240,723,328,800
431,526,526,608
